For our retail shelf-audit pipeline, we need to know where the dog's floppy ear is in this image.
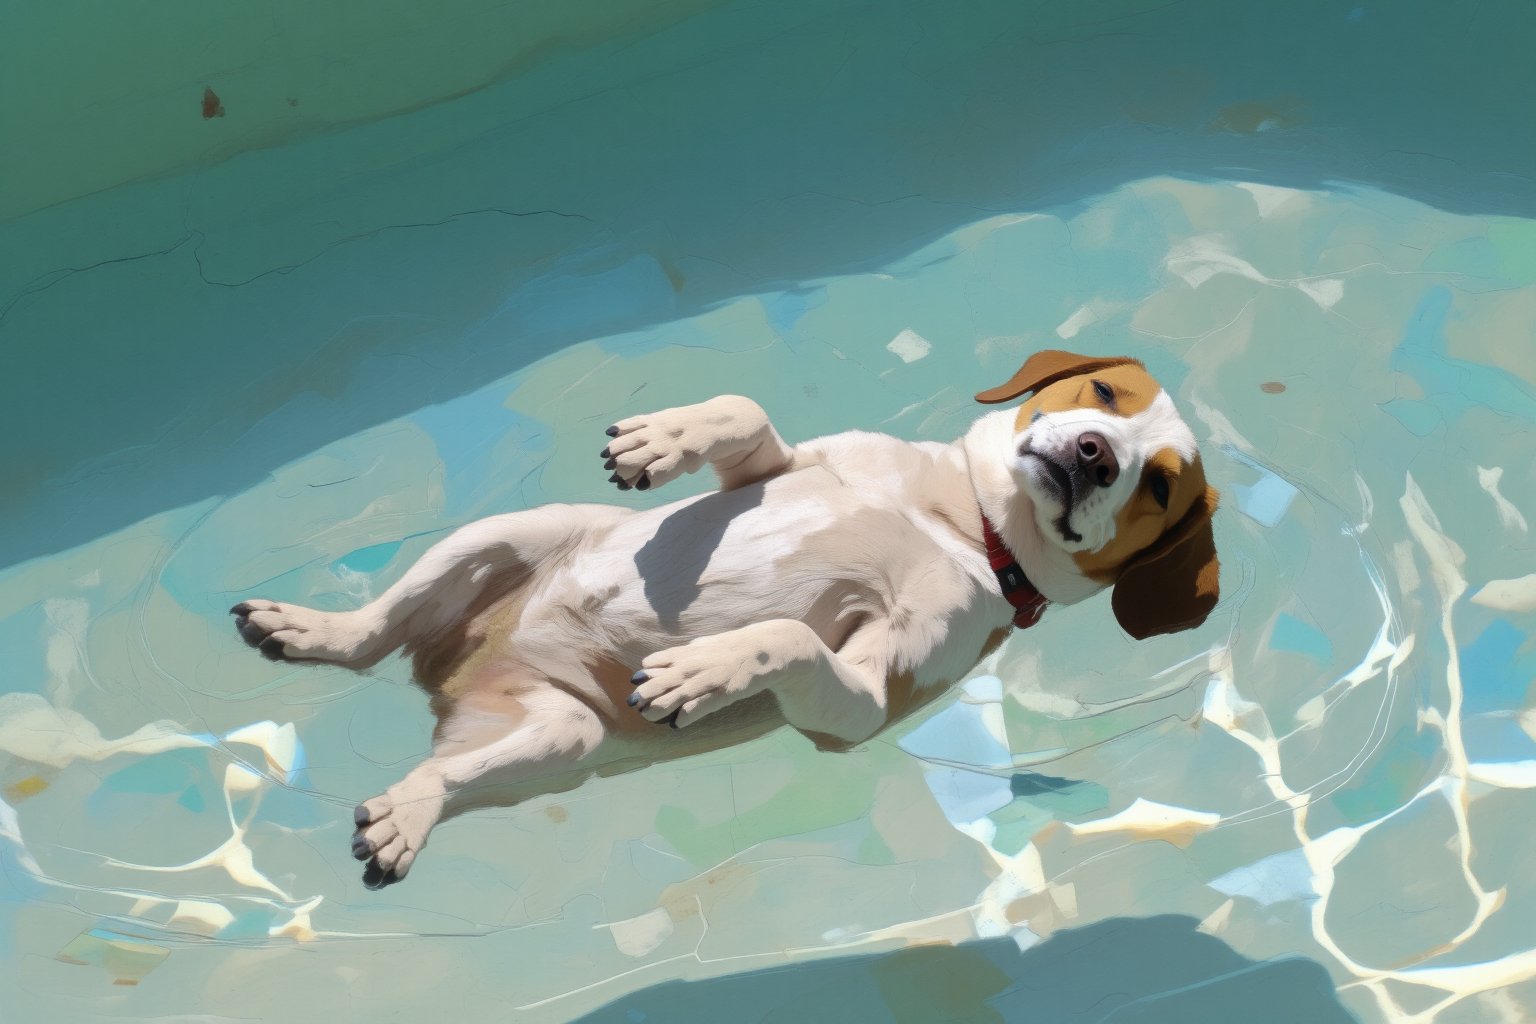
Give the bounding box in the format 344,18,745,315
1111,486,1221,640
975,349,1142,404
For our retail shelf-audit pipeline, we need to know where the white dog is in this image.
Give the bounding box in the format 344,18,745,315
232,349,1220,888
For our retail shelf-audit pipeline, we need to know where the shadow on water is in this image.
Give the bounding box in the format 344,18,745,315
570,914,1359,1023
3,0,1533,568
1011,772,1088,798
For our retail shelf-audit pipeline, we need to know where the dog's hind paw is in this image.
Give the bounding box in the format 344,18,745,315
350,780,444,889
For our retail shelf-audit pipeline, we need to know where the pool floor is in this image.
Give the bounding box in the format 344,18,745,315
4,3,1536,1021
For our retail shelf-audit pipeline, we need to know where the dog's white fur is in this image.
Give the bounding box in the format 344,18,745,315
234,377,1210,887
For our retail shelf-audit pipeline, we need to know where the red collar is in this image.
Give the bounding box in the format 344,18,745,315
980,511,1048,630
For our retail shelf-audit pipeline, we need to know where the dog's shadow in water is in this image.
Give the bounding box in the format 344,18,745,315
633,481,768,631
572,914,1357,1024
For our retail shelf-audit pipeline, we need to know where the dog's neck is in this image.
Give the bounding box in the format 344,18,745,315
957,410,1106,606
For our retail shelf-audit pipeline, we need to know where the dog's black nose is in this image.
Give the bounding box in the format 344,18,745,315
1076,432,1119,487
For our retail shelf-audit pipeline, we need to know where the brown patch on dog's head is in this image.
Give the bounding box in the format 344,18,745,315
977,350,1172,434
976,349,1144,406
1010,362,1169,433
1078,459,1221,640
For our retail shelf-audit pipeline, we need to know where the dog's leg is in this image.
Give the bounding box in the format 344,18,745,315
601,395,797,493
232,504,617,666
629,618,893,746
351,688,605,888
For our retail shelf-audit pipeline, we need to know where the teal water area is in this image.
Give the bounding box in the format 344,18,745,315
3,2,1535,1021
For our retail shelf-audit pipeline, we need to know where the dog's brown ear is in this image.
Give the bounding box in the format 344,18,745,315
1112,486,1221,640
975,349,1142,404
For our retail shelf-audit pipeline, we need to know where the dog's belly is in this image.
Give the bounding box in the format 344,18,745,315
469,466,942,713
429,463,1005,756
567,464,913,645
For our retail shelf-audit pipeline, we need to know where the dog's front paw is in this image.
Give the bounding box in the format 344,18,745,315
628,637,769,728
598,407,715,492
231,600,381,665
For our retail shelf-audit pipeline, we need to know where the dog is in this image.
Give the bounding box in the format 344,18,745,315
231,349,1220,888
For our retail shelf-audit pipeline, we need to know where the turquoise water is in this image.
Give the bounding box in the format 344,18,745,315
4,2,1536,1021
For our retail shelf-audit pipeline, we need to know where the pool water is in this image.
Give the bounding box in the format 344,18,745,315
4,3,1535,1022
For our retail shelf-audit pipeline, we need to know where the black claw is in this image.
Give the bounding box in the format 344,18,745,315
351,836,373,861
229,602,252,616
630,670,649,685
627,692,642,708
258,636,287,661
600,447,612,459
604,457,617,470
238,620,265,645
617,480,633,491
354,804,371,827
362,859,399,890
663,711,680,728
605,426,620,437
636,474,650,491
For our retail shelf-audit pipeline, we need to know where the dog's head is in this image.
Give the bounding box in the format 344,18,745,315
977,349,1220,639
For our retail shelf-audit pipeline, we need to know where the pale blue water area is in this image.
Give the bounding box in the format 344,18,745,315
3,2,1536,1022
